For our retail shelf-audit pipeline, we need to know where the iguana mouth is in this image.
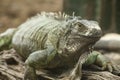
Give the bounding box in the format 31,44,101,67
79,34,101,38
69,34,101,40
79,29,102,38
70,30,102,39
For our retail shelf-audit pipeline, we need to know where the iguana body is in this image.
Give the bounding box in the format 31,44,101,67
0,12,119,80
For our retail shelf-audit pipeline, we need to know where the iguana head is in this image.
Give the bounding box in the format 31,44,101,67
68,17,102,38
64,17,102,53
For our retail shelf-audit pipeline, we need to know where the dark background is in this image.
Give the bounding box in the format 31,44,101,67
0,0,120,34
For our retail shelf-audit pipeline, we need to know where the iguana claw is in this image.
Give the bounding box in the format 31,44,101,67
90,51,120,76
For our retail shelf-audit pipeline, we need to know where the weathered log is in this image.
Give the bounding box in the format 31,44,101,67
82,70,120,80
0,49,120,80
36,69,120,80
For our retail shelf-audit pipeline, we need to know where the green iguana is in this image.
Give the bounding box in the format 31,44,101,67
0,12,119,80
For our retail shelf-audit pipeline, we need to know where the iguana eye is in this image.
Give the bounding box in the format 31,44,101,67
76,23,85,30
72,22,87,33
75,23,88,34
77,23,82,27
75,22,85,29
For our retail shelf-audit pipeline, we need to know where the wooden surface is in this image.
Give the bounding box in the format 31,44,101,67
0,49,120,80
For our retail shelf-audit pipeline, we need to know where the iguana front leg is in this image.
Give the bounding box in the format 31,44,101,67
67,53,88,80
0,28,16,51
24,41,56,80
85,51,120,75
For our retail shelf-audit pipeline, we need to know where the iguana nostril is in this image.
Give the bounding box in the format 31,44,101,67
91,28,102,37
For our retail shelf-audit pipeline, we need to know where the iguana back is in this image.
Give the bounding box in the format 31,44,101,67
12,13,67,59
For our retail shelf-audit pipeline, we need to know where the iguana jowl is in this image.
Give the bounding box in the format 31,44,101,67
0,12,119,80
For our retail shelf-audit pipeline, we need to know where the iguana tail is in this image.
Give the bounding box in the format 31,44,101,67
0,28,16,51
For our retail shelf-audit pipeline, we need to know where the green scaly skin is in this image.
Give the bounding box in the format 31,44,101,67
0,12,119,80
0,28,16,51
